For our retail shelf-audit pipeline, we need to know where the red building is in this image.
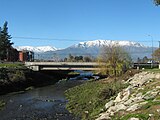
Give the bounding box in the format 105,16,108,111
19,50,34,62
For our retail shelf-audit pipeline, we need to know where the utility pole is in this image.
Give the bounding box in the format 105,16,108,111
0,27,1,38
148,35,153,68
159,41,160,48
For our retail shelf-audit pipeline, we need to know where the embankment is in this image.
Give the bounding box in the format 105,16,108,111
0,68,68,95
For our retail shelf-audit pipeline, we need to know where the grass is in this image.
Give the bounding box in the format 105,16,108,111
142,68,160,73
0,100,5,110
119,113,149,120
0,62,26,69
65,80,128,120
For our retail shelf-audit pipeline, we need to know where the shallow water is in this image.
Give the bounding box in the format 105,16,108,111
0,81,82,120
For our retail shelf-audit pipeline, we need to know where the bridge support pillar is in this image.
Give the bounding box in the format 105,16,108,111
30,66,39,71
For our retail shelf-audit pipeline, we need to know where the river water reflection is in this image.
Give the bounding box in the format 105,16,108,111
0,80,82,120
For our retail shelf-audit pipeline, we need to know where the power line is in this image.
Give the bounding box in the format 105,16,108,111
12,37,85,41
12,36,158,43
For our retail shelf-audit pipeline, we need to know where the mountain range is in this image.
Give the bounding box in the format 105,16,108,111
15,40,156,61
15,46,57,53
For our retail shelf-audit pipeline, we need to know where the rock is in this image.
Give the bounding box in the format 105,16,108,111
96,72,160,120
105,100,114,110
96,112,111,120
149,114,153,117
124,99,133,105
114,92,122,103
144,91,159,100
126,104,140,111
129,118,139,120
127,101,147,111
136,92,143,97
157,109,160,112
108,104,127,113
156,86,160,89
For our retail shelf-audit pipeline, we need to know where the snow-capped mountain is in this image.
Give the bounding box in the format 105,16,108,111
71,40,145,48
15,40,156,61
44,40,155,61
15,46,57,53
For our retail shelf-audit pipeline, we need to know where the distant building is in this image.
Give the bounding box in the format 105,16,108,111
5,47,19,62
19,50,34,62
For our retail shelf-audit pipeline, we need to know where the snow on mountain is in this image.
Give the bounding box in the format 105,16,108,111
44,39,154,61
71,40,145,48
15,46,57,53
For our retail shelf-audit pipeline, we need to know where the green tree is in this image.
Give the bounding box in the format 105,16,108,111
154,0,160,5
98,44,131,77
152,48,160,62
0,21,13,61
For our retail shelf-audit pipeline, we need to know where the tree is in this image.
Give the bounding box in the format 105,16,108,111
83,56,93,62
142,56,149,63
98,44,131,77
152,48,160,62
0,21,13,61
154,0,160,5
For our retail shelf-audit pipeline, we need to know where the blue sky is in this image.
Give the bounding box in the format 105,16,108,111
0,0,160,48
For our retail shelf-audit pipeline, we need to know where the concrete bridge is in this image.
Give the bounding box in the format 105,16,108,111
25,62,100,71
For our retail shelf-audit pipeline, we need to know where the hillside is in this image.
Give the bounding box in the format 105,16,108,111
65,70,160,120
97,71,160,120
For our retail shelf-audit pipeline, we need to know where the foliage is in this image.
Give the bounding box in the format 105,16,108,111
143,68,160,73
97,44,131,77
0,100,5,110
11,70,26,82
154,0,160,5
64,54,94,62
65,80,127,120
0,21,13,61
152,48,160,62
0,63,25,69
0,68,9,81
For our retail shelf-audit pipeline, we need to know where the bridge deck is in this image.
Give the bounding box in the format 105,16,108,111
25,62,100,71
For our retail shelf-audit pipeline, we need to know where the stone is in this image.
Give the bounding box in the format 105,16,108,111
156,86,160,89
126,104,140,111
96,112,111,120
105,100,114,110
129,118,139,120
108,104,127,113
157,109,160,112
114,92,122,103
144,91,159,100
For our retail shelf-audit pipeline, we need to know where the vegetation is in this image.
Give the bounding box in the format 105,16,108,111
142,68,160,73
64,54,95,62
0,100,5,110
0,63,25,69
65,80,128,120
97,44,131,77
154,0,160,5
152,48,160,62
0,21,13,61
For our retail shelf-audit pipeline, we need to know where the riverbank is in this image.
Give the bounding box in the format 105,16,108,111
0,66,66,95
65,70,139,120
97,70,160,120
65,69,160,120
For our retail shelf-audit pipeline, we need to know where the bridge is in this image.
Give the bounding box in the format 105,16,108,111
25,62,100,71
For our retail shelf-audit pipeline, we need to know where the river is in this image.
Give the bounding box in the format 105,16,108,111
0,80,82,120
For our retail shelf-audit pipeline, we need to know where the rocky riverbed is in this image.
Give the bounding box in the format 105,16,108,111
96,71,160,120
